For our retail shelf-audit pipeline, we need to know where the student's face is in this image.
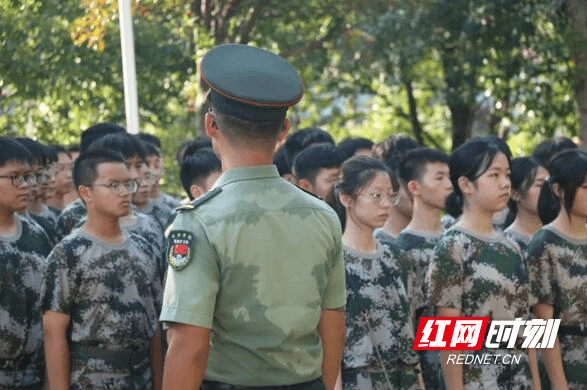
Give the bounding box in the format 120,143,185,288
516,166,548,215
312,167,340,203
416,162,453,210
467,152,511,214
28,163,47,203
570,177,587,218
84,162,132,218
393,183,413,219
125,156,149,208
53,152,73,196
344,172,394,230
0,161,32,213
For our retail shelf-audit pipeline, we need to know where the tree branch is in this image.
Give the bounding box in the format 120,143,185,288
202,0,212,31
404,78,424,145
280,19,346,58
238,0,270,44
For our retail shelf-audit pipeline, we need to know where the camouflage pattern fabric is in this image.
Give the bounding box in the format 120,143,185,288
0,215,52,388
526,226,587,389
56,198,87,238
396,229,443,390
440,214,458,231
140,199,173,232
427,227,533,389
158,193,181,210
160,165,346,386
342,243,419,390
503,227,532,255
28,205,60,245
373,229,397,248
41,229,162,389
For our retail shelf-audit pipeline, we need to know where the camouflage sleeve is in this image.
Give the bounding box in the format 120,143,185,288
321,232,346,310
526,238,555,306
41,242,76,314
427,237,463,310
159,213,220,328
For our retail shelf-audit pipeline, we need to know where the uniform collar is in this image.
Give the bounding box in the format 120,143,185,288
214,165,279,188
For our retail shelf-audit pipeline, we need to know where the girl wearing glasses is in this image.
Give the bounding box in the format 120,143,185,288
527,149,587,390
427,138,537,389
331,155,420,390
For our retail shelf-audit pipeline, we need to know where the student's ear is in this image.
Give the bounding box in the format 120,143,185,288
407,179,420,197
457,176,474,195
339,193,352,208
552,183,562,199
78,185,92,205
190,184,205,200
297,178,313,193
511,191,522,202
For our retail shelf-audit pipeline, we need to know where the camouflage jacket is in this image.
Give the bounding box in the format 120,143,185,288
140,199,173,232
373,228,397,248
503,226,532,256
157,193,181,211
160,165,346,386
28,205,60,246
0,215,52,387
56,198,87,238
343,242,418,369
527,226,587,387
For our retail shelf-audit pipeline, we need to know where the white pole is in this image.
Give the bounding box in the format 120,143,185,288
118,0,140,134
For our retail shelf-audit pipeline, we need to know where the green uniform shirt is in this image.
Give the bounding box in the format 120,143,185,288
160,165,346,386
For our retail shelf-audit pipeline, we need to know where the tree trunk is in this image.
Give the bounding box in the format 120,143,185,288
567,0,587,150
404,79,424,146
449,102,474,151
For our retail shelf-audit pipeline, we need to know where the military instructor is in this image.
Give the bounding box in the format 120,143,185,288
160,44,346,390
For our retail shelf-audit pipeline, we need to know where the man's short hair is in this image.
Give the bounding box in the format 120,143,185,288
212,107,284,143
532,137,578,168
0,137,33,168
273,144,291,176
180,148,221,200
80,123,126,153
73,149,125,188
15,137,48,166
338,137,374,160
141,140,161,159
87,133,146,163
137,133,161,149
293,143,344,183
399,147,449,184
176,137,213,164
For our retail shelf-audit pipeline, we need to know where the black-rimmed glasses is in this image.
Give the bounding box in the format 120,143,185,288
92,180,139,194
0,173,37,188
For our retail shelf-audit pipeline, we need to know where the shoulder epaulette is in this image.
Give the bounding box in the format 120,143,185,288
175,187,222,212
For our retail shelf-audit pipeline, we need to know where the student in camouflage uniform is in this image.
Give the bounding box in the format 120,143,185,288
396,147,452,390
42,149,163,389
0,138,53,389
331,156,419,390
160,44,346,390
179,147,221,201
503,157,548,254
527,149,587,389
427,138,537,390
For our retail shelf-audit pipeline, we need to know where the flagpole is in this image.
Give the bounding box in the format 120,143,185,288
118,0,140,134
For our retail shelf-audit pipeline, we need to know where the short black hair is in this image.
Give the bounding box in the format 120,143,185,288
399,147,449,184
532,137,577,168
73,149,125,188
15,137,48,166
179,148,221,200
49,144,68,157
137,133,161,149
80,123,126,152
141,140,161,159
175,137,213,164
297,127,335,147
0,137,33,168
293,143,344,183
87,133,146,163
338,137,374,160
273,144,291,176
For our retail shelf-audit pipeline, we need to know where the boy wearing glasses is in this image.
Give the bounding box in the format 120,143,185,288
0,137,53,389
395,147,452,390
42,149,163,390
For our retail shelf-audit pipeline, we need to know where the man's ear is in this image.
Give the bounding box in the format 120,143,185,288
458,176,474,195
297,178,313,192
190,184,205,200
204,112,218,139
407,179,420,197
275,118,291,147
78,185,92,205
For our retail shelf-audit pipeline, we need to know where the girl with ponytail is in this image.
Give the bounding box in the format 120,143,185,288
527,149,587,389
503,157,549,252
427,138,537,389
332,155,420,390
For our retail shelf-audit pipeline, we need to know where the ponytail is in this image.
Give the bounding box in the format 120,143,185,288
445,191,464,219
538,178,561,225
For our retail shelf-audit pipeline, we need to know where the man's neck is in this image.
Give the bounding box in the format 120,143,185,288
0,210,17,236
405,201,443,235
46,194,65,210
150,185,161,200
382,209,410,238
219,143,275,170
84,210,125,244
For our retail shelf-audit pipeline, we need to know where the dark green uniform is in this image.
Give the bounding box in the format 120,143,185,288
160,166,346,386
